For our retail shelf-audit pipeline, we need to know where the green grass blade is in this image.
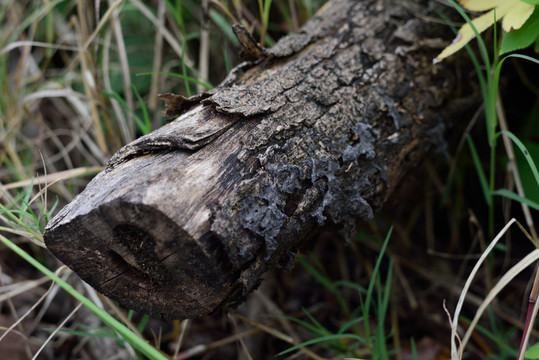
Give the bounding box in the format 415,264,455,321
297,257,333,293
262,0,272,30
334,279,367,295
466,135,491,206
105,90,143,130
298,256,349,315
374,259,393,358
45,197,59,223
209,9,238,46
501,53,539,65
164,0,185,35
411,337,419,360
22,184,33,208
493,189,539,212
338,317,364,334
447,0,500,146
493,54,539,107
132,85,152,134
380,260,393,319
364,227,392,323
223,46,232,74
136,72,212,90
44,326,120,340
180,36,191,97
278,334,366,356
499,130,539,189
301,307,330,335
361,227,392,357
137,314,150,333
282,314,327,335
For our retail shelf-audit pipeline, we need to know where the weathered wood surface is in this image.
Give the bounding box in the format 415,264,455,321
44,0,474,319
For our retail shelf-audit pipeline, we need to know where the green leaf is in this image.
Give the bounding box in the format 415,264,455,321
525,341,539,358
500,7,539,54
521,0,539,5
499,131,539,190
514,140,539,205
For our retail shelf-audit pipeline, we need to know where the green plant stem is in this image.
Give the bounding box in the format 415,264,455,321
363,228,392,359
180,36,191,97
258,0,273,46
489,144,496,238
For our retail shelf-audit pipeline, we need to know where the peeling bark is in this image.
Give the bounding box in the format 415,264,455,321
44,0,475,319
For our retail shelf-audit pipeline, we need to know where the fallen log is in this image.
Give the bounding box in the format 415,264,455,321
44,0,474,319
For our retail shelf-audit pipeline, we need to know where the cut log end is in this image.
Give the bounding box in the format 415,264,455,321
46,200,237,319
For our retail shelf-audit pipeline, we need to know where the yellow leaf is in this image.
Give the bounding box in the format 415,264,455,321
459,0,505,12
433,0,535,63
501,2,534,31
434,8,502,63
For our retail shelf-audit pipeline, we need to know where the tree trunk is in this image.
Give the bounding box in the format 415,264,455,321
44,0,474,319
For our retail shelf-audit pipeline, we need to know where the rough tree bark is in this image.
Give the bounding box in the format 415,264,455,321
44,0,474,319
